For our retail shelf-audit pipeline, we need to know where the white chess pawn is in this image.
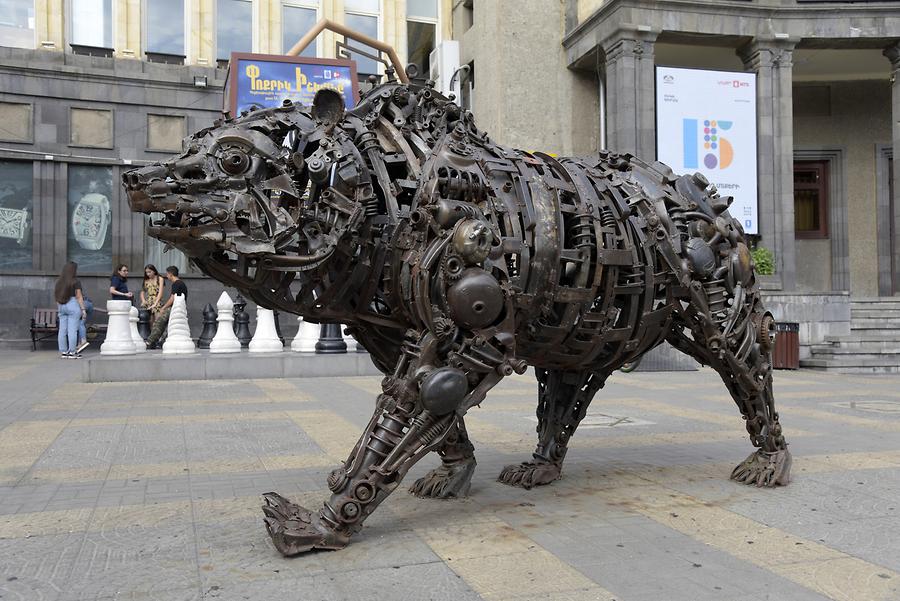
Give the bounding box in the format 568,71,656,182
129,305,146,353
100,300,136,355
290,316,319,353
162,294,196,354
209,291,241,353
342,324,357,352
249,306,283,353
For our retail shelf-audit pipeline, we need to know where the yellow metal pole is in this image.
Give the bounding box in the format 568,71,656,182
285,18,409,84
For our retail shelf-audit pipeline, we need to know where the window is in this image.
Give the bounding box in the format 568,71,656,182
71,0,112,49
147,114,185,152
0,160,33,270
406,0,437,80
0,102,32,142
283,1,317,56
67,165,113,272
146,0,185,56
0,0,35,49
70,108,113,148
794,161,828,239
217,0,252,61
144,214,189,275
344,0,379,78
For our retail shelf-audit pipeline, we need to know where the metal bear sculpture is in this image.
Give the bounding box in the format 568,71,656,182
124,77,791,557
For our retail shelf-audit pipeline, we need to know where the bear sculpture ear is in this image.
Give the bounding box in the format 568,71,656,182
311,89,345,128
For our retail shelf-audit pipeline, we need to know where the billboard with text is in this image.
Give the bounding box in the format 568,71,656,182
655,66,758,234
227,53,359,117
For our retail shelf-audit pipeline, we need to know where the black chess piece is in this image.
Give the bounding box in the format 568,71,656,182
315,322,347,354
273,310,285,345
233,295,252,348
197,303,217,349
137,309,151,340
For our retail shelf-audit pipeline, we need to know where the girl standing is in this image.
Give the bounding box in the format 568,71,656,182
54,261,87,358
140,264,165,326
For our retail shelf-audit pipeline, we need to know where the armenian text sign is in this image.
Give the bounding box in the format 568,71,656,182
655,66,758,234
228,53,359,117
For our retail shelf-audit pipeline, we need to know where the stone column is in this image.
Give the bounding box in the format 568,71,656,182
602,28,658,157
739,38,797,291
885,43,900,295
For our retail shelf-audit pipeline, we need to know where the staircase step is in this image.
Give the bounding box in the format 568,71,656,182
852,308,900,318
809,348,900,361
811,343,900,353
819,338,900,351
850,318,900,329
800,357,900,374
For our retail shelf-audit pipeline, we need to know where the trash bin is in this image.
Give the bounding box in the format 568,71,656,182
772,322,799,370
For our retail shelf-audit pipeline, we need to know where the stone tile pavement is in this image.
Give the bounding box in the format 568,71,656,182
1,349,899,600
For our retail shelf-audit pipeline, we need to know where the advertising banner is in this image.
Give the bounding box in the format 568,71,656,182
227,53,359,117
655,66,758,234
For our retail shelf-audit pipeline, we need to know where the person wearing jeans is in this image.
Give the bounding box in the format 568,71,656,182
54,261,87,358
77,297,94,353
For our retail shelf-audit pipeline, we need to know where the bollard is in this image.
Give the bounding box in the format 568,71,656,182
316,322,347,354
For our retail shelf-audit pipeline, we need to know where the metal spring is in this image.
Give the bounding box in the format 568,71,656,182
703,279,728,316
356,130,380,154
419,419,448,446
365,196,380,217
437,169,484,202
568,214,594,249
599,207,616,229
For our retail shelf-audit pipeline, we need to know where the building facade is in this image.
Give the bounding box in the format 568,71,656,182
0,0,450,346
453,0,899,299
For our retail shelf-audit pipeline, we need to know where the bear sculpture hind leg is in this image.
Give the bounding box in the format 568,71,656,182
498,369,605,489
667,303,791,489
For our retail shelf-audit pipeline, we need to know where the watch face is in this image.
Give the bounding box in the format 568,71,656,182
71,193,110,250
0,207,27,239
73,202,101,238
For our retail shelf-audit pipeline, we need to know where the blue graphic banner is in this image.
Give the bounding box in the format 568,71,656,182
233,56,357,115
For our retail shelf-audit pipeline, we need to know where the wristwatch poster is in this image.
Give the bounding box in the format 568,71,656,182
71,192,111,251
0,207,30,246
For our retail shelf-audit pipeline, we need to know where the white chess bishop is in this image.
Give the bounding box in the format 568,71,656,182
209,291,242,353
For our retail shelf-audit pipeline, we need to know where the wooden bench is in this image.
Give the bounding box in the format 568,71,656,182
30,306,108,351
30,307,58,351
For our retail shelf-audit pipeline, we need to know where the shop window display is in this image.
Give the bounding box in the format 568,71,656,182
0,160,33,270
67,165,113,272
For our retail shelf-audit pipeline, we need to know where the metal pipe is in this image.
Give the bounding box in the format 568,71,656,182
285,18,409,84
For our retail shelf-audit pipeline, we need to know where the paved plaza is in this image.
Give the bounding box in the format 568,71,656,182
1,351,899,601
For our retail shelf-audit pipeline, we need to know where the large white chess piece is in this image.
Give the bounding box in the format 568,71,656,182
129,305,146,353
209,291,241,353
100,300,136,355
290,316,319,353
249,306,283,353
162,294,196,354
